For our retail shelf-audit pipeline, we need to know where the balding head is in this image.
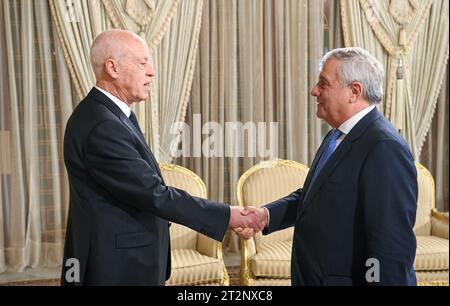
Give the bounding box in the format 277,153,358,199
90,29,154,105
90,29,147,80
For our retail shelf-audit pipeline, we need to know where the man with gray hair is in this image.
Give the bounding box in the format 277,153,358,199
242,47,418,286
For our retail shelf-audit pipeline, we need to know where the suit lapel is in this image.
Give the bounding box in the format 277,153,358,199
294,130,332,215
88,88,164,179
118,112,163,178
301,130,333,192
298,108,382,217
309,130,333,176
299,140,352,214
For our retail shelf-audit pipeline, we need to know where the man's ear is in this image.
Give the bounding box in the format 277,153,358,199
349,81,363,103
105,58,119,79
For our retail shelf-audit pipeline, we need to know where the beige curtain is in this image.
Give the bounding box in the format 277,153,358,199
0,0,75,272
147,0,204,162
101,0,177,51
421,67,449,212
176,0,325,251
322,0,344,136
100,0,179,154
48,0,112,101
324,0,344,51
50,0,203,159
0,0,204,272
341,0,450,159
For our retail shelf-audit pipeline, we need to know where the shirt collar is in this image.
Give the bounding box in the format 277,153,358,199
95,86,131,118
337,105,376,135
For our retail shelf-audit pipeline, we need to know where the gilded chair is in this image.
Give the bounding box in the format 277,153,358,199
414,162,448,286
237,160,448,286
160,163,229,286
237,159,309,285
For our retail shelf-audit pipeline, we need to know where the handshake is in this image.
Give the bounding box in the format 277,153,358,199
229,206,268,240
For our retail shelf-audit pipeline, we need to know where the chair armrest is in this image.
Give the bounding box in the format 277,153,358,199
431,209,449,240
197,233,219,258
196,233,230,285
239,236,257,285
247,235,257,257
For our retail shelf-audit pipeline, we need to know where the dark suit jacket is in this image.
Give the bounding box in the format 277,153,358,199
264,108,418,286
61,88,230,285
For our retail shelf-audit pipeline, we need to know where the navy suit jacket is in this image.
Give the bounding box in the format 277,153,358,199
264,108,418,286
61,88,230,285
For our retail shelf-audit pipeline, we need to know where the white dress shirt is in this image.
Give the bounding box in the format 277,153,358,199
95,86,131,118
334,105,376,149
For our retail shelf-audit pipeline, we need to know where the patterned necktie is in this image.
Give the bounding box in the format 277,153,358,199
129,111,144,136
310,128,343,183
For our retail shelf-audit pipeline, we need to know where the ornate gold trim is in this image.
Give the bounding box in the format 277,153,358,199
236,159,309,286
217,243,230,286
159,162,207,197
415,162,448,287
239,237,255,286
159,163,229,285
415,162,436,211
418,280,449,286
236,160,448,286
236,159,309,209
431,209,449,223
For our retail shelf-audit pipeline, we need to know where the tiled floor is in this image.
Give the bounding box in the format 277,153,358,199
223,251,241,267
0,266,60,285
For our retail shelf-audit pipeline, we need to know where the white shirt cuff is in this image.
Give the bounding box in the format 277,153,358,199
263,207,270,228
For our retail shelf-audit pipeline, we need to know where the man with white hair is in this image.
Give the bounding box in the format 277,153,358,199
243,47,418,286
61,29,264,286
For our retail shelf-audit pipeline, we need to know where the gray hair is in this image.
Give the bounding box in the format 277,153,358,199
321,47,385,105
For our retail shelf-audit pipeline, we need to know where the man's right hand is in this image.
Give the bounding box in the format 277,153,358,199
229,206,268,240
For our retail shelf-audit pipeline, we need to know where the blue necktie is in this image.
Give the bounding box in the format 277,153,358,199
310,128,342,183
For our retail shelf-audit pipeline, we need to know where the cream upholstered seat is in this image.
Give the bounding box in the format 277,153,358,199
160,163,229,286
413,162,448,286
237,160,448,286
237,159,309,285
